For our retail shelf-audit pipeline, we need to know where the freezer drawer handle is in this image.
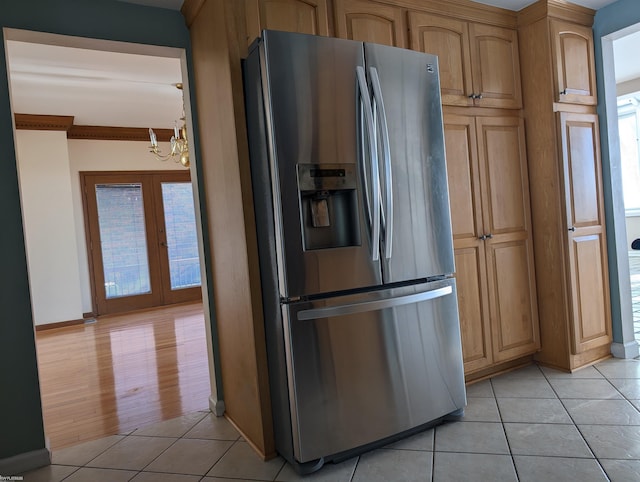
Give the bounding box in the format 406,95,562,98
297,286,453,321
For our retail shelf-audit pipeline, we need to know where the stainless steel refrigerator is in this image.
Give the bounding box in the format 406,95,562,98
244,30,466,474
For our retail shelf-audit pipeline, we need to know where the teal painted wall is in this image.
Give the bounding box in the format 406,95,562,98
0,0,199,461
593,0,640,344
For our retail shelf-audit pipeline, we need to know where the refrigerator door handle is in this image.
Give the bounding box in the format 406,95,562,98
359,99,373,232
370,67,393,260
297,286,452,321
356,66,380,262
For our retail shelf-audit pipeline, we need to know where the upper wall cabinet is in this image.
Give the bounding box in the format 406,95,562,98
409,13,472,106
334,0,407,48
470,24,522,109
409,12,522,109
550,19,597,105
246,0,331,40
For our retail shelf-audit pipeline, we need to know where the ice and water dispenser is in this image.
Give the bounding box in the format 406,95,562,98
297,163,361,250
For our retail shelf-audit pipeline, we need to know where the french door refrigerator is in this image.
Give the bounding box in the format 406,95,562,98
244,30,466,474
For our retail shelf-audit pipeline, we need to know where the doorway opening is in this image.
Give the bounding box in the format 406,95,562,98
5,28,215,449
600,23,640,355
615,92,640,342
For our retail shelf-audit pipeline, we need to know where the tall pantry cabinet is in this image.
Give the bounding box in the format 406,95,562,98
518,0,611,371
407,7,539,377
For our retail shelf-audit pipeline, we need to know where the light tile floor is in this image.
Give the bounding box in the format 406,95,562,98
631,253,640,342
20,358,640,481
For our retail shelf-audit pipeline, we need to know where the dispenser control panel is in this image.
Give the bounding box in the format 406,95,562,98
297,164,357,192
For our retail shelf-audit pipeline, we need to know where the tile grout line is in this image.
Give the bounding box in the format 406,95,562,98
490,374,521,481
593,362,640,413
55,432,127,475
541,363,611,480
348,454,361,482
430,445,435,482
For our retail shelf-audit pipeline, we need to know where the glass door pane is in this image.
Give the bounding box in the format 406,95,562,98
95,183,151,299
161,182,202,290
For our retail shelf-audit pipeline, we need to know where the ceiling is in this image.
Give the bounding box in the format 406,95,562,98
7,40,183,129
5,0,633,129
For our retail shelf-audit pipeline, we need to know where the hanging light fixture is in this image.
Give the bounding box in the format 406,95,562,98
149,82,190,168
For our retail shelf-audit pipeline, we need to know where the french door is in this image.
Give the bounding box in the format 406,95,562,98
82,171,202,315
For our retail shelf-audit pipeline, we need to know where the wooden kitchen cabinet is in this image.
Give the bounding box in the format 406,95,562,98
550,18,597,105
409,12,522,109
334,0,406,48
445,114,492,372
559,112,611,354
518,0,611,371
445,113,539,374
245,0,331,41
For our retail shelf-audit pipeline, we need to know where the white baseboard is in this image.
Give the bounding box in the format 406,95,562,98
209,396,225,417
611,341,640,359
0,448,50,475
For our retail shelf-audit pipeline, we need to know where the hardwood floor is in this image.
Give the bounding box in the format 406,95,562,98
35,302,211,450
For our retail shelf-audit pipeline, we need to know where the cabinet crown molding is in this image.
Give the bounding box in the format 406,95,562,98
518,0,595,28
383,0,518,28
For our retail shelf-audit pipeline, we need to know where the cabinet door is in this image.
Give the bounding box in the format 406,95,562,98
455,247,492,373
476,116,539,362
558,112,611,353
246,0,330,38
485,239,539,362
468,23,522,109
409,12,473,107
551,19,597,105
444,114,492,373
334,0,406,47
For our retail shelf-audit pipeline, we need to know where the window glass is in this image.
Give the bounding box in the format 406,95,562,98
95,184,151,298
161,182,202,290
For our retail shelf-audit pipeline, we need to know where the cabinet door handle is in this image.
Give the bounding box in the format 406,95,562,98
468,93,484,100
560,89,567,95
476,93,483,99
486,233,493,239
468,93,476,99
568,226,576,232
478,234,487,240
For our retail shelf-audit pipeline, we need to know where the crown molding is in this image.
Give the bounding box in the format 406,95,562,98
14,113,74,131
14,113,174,142
67,125,174,142
378,0,517,28
518,0,595,27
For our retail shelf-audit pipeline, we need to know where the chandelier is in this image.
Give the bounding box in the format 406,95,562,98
148,83,190,168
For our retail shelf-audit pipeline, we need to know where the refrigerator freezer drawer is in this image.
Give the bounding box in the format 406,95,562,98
281,278,466,464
